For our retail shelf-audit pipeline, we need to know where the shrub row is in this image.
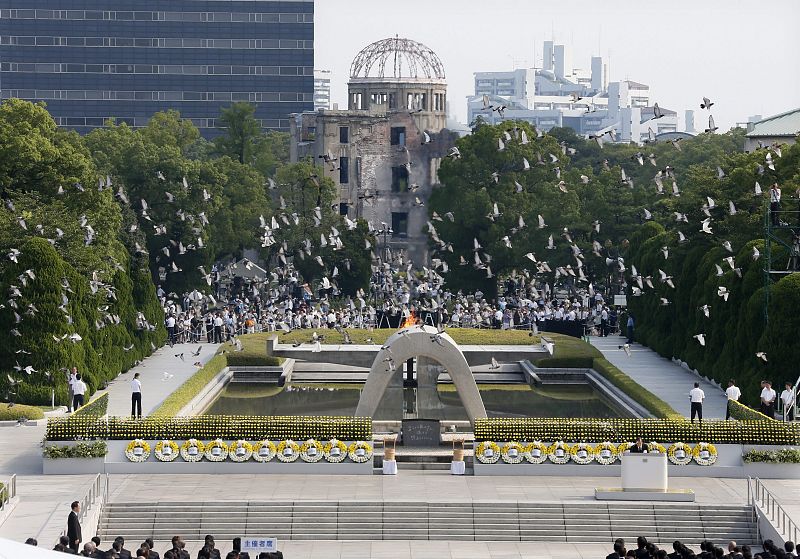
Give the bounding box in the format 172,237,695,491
743,449,800,464
72,393,109,418
474,417,800,445
43,442,108,459
45,415,373,442
728,400,772,422
0,403,44,421
591,358,681,419
150,354,227,417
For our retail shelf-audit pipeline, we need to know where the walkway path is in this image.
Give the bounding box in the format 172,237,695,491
589,335,729,419
94,341,221,417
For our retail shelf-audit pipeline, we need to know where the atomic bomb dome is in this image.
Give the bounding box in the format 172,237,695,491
347,37,448,134
349,36,446,81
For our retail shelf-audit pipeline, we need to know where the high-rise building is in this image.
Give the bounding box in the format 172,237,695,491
0,0,314,137
468,40,685,144
314,69,332,111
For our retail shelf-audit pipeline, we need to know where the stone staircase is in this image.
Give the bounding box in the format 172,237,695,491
98,501,757,544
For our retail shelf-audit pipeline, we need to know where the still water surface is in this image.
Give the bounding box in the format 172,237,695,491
205,382,625,419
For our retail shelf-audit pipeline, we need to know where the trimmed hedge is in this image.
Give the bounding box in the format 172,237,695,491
45,415,373,442
474,417,800,445
0,403,44,421
72,393,108,418
151,354,227,417
43,441,107,459
277,328,539,346
153,335,282,416
728,399,772,422
592,358,681,419
0,239,166,406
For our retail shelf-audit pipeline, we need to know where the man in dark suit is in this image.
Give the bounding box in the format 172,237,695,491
231,538,250,559
628,437,647,453
114,537,132,559
67,501,82,553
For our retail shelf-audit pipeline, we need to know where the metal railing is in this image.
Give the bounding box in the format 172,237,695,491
748,476,799,544
0,474,16,511
59,474,107,537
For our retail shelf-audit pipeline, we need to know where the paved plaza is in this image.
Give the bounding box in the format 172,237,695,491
590,336,729,419
0,338,793,557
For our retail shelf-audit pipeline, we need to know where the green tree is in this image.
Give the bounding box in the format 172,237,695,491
214,102,262,164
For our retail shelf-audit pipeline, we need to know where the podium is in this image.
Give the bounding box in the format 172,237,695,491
621,452,667,491
595,452,694,502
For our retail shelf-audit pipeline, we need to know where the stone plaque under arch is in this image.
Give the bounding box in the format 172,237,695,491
355,325,487,425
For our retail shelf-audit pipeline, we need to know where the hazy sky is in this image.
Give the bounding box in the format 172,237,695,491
315,0,800,132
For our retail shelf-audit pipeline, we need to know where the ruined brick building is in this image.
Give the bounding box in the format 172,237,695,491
290,37,457,266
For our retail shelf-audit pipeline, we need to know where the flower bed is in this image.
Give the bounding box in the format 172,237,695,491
474,441,720,466
474,417,800,445
743,449,800,463
46,415,373,442
42,441,107,459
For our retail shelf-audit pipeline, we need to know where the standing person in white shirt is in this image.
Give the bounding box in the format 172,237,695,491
725,379,742,420
72,374,87,412
689,382,705,424
67,367,78,413
131,373,142,419
761,380,777,419
781,381,795,421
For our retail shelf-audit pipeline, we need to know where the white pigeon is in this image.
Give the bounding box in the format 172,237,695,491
756,352,768,362
717,287,730,301
693,334,706,346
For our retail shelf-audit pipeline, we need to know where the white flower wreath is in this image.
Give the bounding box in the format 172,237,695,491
323,439,348,463
229,440,253,462
252,440,276,462
125,439,150,462
693,442,717,466
205,439,229,462
300,439,324,463
154,440,179,462
571,442,595,465
523,441,548,464
594,442,618,465
475,441,501,464
180,439,205,462
501,441,525,464
276,440,300,462
667,442,693,465
647,441,667,454
348,441,373,463
548,441,571,464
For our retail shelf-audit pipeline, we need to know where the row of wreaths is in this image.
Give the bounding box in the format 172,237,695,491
475,441,718,466
124,439,373,463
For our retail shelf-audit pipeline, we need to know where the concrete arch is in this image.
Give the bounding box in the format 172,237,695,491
355,325,487,423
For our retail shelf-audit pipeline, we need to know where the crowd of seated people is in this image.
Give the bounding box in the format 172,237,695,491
27,534,283,559
607,537,798,559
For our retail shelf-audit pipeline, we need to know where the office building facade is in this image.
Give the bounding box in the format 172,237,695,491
0,0,314,136
468,40,683,145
